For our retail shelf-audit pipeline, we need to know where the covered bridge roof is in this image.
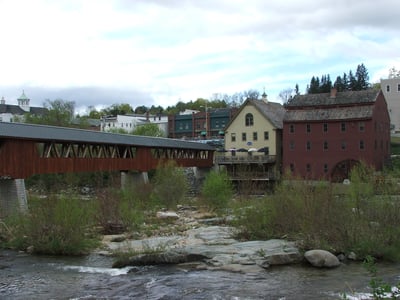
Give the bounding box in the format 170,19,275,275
0,122,214,151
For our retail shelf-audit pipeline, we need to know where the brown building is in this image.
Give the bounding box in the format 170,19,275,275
282,89,391,181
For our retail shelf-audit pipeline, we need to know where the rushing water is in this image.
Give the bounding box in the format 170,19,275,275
1,250,399,300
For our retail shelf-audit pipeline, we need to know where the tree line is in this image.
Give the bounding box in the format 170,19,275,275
85,89,260,118
23,63,396,129
307,63,370,94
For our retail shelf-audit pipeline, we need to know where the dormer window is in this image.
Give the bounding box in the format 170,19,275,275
245,113,254,126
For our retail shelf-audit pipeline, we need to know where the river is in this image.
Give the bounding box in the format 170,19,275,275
1,249,399,299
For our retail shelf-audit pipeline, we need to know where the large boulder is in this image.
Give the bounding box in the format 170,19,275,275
304,249,340,268
105,226,302,273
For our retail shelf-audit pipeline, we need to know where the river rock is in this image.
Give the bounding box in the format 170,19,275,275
347,251,357,260
156,211,179,219
105,226,302,273
304,249,340,268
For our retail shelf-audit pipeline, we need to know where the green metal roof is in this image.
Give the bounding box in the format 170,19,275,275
17,91,29,100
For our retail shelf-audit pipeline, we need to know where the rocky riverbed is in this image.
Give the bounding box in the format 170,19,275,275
97,206,340,273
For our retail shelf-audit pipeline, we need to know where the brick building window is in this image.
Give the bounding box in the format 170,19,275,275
341,141,346,150
341,122,346,132
359,140,365,150
324,164,328,173
289,124,295,133
323,123,328,132
306,163,311,172
306,141,311,150
290,163,294,172
323,141,328,150
290,141,295,150
359,122,365,132
306,124,311,133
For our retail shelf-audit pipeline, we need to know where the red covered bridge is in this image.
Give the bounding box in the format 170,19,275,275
0,122,215,217
0,122,214,179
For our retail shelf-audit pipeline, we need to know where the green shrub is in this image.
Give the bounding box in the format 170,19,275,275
232,197,273,240
233,163,400,260
151,161,188,210
201,170,233,211
4,195,99,255
119,185,146,230
95,183,149,234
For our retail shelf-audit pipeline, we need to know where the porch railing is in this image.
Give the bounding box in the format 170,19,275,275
215,154,276,164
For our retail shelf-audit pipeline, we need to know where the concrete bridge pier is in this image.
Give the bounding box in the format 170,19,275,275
0,178,28,218
120,171,149,189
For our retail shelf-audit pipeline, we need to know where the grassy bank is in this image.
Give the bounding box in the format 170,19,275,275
0,162,189,255
2,156,400,261
232,164,400,261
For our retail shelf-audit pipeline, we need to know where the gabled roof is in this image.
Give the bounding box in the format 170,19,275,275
0,104,26,114
0,104,47,115
225,98,285,130
284,89,382,122
284,106,374,122
27,106,48,115
250,99,285,129
285,89,379,108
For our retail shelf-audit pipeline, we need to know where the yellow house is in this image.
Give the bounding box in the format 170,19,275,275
216,96,285,181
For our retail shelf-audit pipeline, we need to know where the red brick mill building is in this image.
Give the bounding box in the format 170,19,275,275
282,89,391,181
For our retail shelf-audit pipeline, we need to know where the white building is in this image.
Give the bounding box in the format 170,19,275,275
101,113,168,136
381,78,400,132
0,91,47,122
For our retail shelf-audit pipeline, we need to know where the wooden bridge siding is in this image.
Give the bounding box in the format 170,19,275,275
0,139,214,179
0,139,37,178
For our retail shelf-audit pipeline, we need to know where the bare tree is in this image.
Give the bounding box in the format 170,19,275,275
389,67,400,79
278,88,294,104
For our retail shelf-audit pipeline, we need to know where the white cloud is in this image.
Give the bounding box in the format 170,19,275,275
0,0,399,110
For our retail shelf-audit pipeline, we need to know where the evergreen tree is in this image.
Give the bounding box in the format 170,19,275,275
306,63,370,94
348,70,357,91
295,83,300,95
308,76,320,94
334,76,344,92
320,74,332,93
342,72,349,91
355,63,369,90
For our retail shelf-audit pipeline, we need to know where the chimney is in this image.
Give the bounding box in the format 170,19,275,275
330,88,337,98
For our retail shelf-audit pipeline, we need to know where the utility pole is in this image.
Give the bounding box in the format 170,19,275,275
205,101,208,138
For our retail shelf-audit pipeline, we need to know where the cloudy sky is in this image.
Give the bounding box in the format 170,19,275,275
0,0,399,114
